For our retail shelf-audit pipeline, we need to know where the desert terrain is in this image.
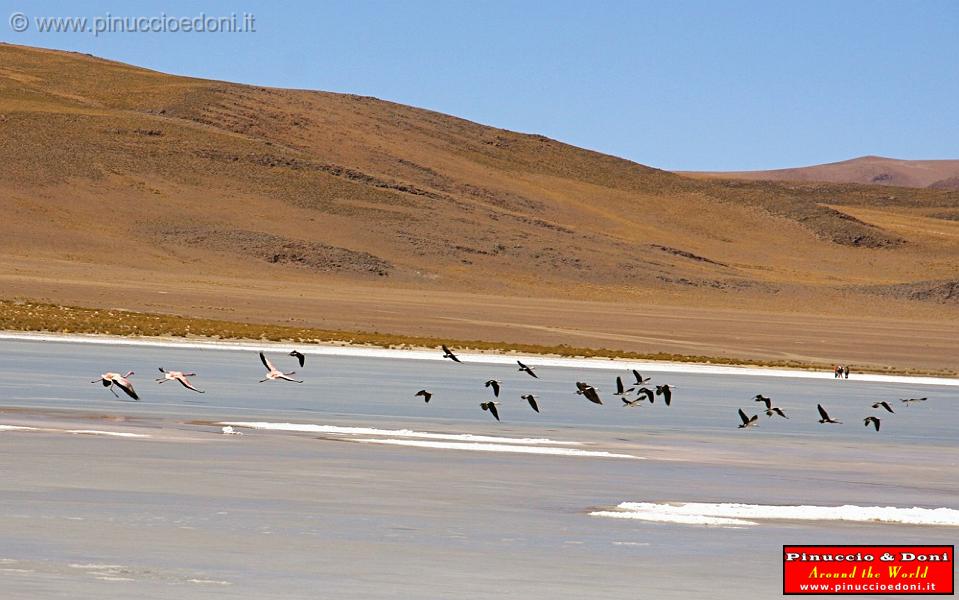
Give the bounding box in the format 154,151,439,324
1,43,958,371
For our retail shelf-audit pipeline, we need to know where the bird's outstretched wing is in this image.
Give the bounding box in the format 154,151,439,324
260,352,275,371
115,379,139,400
176,375,204,393
738,408,749,425
817,404,830,420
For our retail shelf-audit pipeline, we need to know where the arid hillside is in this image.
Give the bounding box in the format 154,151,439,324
687,155,959,190
2,43,958,369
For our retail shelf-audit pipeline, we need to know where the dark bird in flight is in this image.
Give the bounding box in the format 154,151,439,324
738,408,758,428
754,396,787,418
655,384,674,406
156,367,204,393
521,394,540,413
485,379,502,397
900,397,927,405
575,382,603,405
863,416,881,431
766,407,789,419
441,345,462,363
289,350,306,368
632,370,650,385
635,387,654,403
91,371,139,401
259,352,303,383
517,361,538,378
415,389,432,403
817,404,841,424
614,376,633,397
871,401,895,414
622,397,644,407
480,401,500,421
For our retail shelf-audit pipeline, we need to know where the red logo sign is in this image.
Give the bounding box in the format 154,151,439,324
784,545,954,595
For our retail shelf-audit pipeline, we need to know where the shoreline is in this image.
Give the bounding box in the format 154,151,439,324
3,330,958,387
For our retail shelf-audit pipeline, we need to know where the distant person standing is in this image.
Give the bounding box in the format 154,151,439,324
834,365,842,379
843,365,850,379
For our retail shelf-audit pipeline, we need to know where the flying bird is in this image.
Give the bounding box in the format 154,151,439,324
766,407,789,419
91,371,139,401
614,376,633,397
415,389,433,403
622,397,644,408
289,350,306,368
738,408,758,428
900,397,927,405
480,401,500,421
575,382,603,405
871,401,895,414
655,384,674,406
631,370,650,385
863,416,881,432
635,387,654,403
754,395,772,409
817,404,841,424
441,345,462,363
155,368,204,393
517,361,538,378
484,379,502,398
521,394,540,413
259,352,303,383
753,396,787,418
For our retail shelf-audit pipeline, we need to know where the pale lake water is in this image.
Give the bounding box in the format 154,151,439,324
0,338,956,599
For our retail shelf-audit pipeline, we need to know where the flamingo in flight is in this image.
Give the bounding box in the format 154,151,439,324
91,371,139,400
156,368,205,393
259,352,303,383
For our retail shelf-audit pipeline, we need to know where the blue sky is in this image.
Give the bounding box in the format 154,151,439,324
2,0,956,170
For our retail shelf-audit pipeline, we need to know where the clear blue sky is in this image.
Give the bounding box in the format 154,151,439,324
2,0,956,170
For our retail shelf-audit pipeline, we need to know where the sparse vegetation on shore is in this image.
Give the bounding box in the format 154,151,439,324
1,300,953,378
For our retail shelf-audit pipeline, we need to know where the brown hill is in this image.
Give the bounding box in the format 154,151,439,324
687,155,959,189
2,43,959,370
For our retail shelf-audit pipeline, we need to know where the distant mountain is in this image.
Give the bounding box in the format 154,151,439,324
686,156,959,189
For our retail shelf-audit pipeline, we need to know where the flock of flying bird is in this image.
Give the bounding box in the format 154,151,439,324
90,350,308,399
421,346,676,421
90,344,927,431
737,394,928,431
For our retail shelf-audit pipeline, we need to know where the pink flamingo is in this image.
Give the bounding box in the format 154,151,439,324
259,352,302,383
156,368,205,393
91,371,139,400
